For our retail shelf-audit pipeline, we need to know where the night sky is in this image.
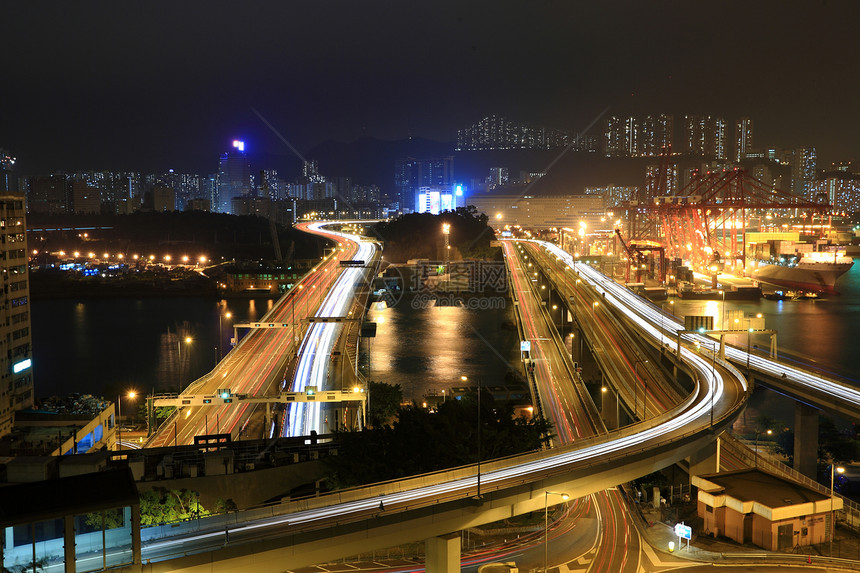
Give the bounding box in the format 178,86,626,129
2,1,858,174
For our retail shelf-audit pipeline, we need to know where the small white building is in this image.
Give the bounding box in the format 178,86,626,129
694,469,841,551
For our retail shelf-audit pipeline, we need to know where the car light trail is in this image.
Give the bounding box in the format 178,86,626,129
284,222,379,437
141,237,747,564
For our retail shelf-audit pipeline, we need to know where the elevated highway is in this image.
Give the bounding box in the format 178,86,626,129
146,222,378,447
135,239,749,572
525,239,860,481
537,241,860,421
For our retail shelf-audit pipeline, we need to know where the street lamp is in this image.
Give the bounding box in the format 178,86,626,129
117,391,137,451
718,289,726,329
442,223,450,289
754,428,772,467
634,358,648,419
463,374,482,499
218,311,232,361
697,340,717,427
295,284,305,340
178,336,192,392
544,491,570,573
831,463,845,556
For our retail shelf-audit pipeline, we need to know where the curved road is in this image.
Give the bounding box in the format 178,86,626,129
146,222,371,447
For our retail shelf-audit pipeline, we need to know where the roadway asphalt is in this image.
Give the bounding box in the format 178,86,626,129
134,237,752,570
146,222,370,447
507,241,663,572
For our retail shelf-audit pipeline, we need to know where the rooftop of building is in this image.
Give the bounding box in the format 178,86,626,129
697,468,829,509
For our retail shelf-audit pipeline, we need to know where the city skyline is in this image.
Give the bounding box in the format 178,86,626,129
2,1,859,174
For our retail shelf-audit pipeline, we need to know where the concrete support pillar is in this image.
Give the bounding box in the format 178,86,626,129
688,437,720,482
63,514,76,573
131,504,142,565
794,402,819,479
425,532,460,573
601,387,618,430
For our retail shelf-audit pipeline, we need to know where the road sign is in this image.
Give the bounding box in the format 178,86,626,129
684,315,714,332
674,523,692,540
520,340,531,352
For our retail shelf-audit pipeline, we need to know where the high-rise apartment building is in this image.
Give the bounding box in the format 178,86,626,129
0,150,17,193
349,184,380,204
792,147,817,199
216,140,251,214
683,115,726,159
261,169,285,201
603,116,634,158
604,115,673,157
645,162,679,199
0,195,33,437
203,174,218,209
637,115,674,157
456,115,576,151
71,180,101,214
734,117,754,163
394,156,454,211
27,174,69,214
488,167,509,188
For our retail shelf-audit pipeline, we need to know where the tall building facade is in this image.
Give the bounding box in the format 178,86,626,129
27,174,69,214
645,162,679,199
216,141,251,214
792,147,817,199
734,117,754,163
456,115,577,151
683,115,727,159
0,150,17,193
603,115,673,157
394,156,454,211
0,195,33,437
71,180,101,214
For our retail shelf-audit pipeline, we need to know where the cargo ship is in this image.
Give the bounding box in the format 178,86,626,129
749,251,853,294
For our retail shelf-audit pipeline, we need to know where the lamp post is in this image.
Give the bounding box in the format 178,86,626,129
462,375,482,499
117,391,137,451
831,463,845,556
443,223,450,290
218,311,232,361
178,336,192,392
295,284,305,341
634,358,648,419
697,340,717,427
544,491,570,573
710,344,716,427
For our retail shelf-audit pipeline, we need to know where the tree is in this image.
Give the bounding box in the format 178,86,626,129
772,415,860,475
213,498,238,514
138,488,209,526
754,414,779,434
325,393,552,488
137,403,176,422
819,417,860,465
368,381,402,427
84,508,124,530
